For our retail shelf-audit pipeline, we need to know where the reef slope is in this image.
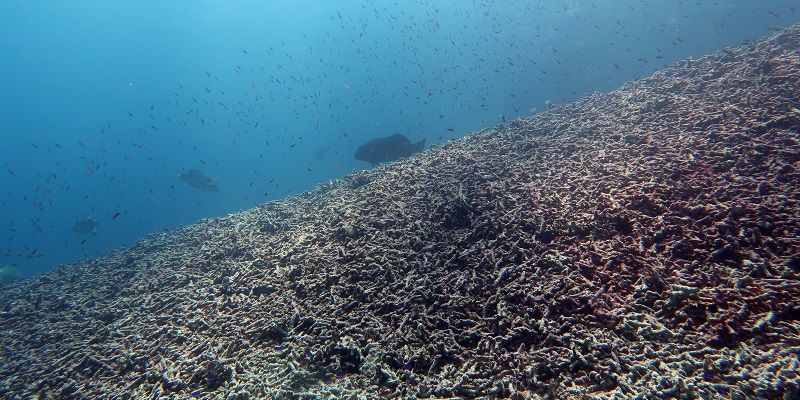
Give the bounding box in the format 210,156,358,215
2,25,800,400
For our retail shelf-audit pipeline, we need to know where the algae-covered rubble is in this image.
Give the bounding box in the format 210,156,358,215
1,25,800,400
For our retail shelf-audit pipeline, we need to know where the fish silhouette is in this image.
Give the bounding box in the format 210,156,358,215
178,170,219,192
354,134,425,166
0,265,21,285
72,217,99,234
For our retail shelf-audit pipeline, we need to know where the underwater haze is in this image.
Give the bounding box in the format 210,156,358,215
1,0,798,278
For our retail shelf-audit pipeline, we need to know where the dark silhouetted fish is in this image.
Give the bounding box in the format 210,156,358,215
178,170,218,192
354,134,425,166
72,217,99,234
0,265,21,285
314,146,330,161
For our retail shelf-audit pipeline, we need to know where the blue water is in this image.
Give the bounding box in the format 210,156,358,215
1,0,798,278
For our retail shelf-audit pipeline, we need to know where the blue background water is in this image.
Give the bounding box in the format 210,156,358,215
1,0,798,278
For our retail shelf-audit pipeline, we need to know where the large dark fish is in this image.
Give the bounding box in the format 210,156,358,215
354,134,425,166
0,265,21,285
178,170,218,192
314,146,330,161
72,217,99,234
